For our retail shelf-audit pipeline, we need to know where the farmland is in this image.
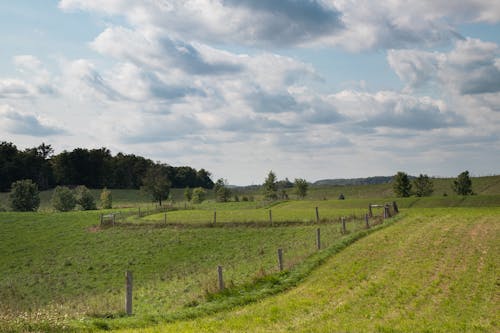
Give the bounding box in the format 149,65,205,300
0,177,499,332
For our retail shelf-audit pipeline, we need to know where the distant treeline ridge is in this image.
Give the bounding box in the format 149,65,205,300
0,142,214,192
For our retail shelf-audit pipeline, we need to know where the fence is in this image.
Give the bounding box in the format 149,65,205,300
116,203,398,316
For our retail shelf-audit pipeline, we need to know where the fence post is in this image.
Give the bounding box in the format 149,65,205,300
269,209,273,226
138,207,141,217
365,213,370,229
368,204,373,218
316,228,321,250
213,209,217,225
392,201,399,214
217,265,224,291
277,248,283,272
164,212,167,224
341,217,347,234
112,214,116,226
125,271,133,316
100,214,103,225
315,207,319,223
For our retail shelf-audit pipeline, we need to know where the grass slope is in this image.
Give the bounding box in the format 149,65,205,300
120,208,499,332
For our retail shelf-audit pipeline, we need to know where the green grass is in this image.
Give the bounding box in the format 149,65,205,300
119,207,499,332
0,207,373,332
0,189,499,332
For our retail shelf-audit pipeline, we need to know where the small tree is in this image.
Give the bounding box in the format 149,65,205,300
294,178,308,199
9,179,40,212
100,188,112,209
141,165,171,206
75,185,96,210
52,186,76,212
413,174,434,197
184,187,193,202
393,171,412,197
192,187,206,204
453,170,473,195
214,178,231,202
263,171,278,201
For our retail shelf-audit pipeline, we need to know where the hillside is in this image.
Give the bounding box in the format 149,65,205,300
120,207,499,332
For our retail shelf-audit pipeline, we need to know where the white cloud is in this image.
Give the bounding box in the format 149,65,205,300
0,105,66,136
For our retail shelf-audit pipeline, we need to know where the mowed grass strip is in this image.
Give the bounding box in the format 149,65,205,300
119,208,499,332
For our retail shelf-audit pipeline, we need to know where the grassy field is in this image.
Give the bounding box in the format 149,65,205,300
118,207,500,333
0,179,499,332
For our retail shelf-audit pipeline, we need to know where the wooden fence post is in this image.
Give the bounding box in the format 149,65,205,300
164,212,167,224
365,213,370,229
392,201,399,214
315,207,319,223
217,265,224,291
112,214,116,226
368,204,373,218
138,207,141,217
269,209,273,225
341,217,347,234
213,209,217,225
277,248,283,272
316,228,321,250
125,271,133,316
100,214,103,225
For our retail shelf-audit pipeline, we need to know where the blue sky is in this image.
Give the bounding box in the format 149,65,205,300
1,1,499,185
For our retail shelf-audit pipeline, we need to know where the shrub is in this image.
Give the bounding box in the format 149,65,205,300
75,185,96,210
52,186,76,212
100,188,112,209
192,187,206,204
8,179,40,212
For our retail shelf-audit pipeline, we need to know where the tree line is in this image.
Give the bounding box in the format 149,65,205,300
0,142,214,192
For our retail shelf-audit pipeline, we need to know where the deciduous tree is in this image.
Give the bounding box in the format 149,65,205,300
9,179,40,212
453,170,473,195
413,174,434,197
393,171,412,197
294,178,308,199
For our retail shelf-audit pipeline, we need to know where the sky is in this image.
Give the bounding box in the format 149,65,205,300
0,1,499,185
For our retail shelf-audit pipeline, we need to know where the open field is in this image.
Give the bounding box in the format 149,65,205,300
119,207,500,333
0,181,499,332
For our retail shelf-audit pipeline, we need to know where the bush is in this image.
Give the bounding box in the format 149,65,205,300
75,185,96,210
100,188,112,209
52,186,76,212
192,187,206,204
9,179,40,212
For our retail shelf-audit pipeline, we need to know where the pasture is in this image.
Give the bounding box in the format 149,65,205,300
0,179,499,332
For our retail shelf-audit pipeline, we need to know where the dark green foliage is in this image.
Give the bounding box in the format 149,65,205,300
0,141,213,191
75,185,96,210
294,178,308,199
393,171,412,197
51,186,76,212
141,165,171,206
8,179,40,211
100,188,112,209
192,187,206,203
263,171,278,201
413,174,434,197
214,179,231,202
453,170,473,195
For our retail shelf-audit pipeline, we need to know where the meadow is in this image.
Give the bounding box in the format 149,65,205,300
0,176,499,332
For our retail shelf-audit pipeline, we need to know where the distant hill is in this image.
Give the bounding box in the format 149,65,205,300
313,176,393,186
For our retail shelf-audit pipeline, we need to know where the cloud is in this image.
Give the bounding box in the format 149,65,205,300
60,0,500,51
0,105,66,136
0,79,32,99
388,38,500,95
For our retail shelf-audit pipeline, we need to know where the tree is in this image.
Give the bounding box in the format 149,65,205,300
214,178,231,202
141,165,171,206
52,186,76,212
100,188,112,209
263,171,278,201
9,179,40,211
393,171,412,197
453,170,473,195
192,187,206,204
294,178,308,199
75,185,96,210
413,174,434,197
184,187,193,202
